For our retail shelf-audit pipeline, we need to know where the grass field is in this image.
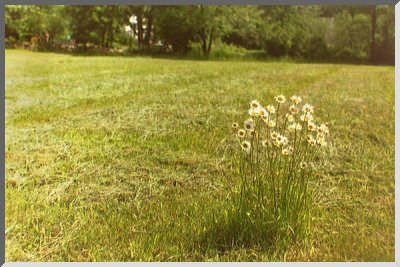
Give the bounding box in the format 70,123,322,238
5,49,395,261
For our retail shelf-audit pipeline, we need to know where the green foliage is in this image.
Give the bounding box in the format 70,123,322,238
15,6,47,40
154,5,232,56
303,18,332,61
375,6,395,64
125,5,156,52
222,6,264,49
66,6,98,47
211,43,247,59
5,5,395,63
5,5,68,49
5,36,17,48
260,6,319,58
91,6,125,48
191,6,232,56
154,6,196,53
44,6,69,42
5,6,23,40
333,11,371,61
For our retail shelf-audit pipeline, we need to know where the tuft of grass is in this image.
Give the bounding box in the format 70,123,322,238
222,97,328,251
5,49,394,261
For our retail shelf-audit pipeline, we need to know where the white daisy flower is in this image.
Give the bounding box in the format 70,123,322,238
267,120,276,128
281,136,289,146
241,140,251,153
287,124,296,133
289,105,300,114
275,95,286,104
286,114,294,122
266,105,276,114
300,113,313,122
244,118,255,131
248,130,257,138
318,124,329,135
258,108,269,118
290,95,302,105
282,148,290,155
250,100,261,109
317,136,327,147
270,131,278,140
307,122,317,131
307,135,316,146
237,129,246,138
248,107,260,117
302,103,314,114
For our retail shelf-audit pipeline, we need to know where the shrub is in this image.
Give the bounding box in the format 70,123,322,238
188,42,247,60
211,43,247,60
5,36,16,49
304,36,331,61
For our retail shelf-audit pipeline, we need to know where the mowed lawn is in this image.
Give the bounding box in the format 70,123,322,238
5,50,394,261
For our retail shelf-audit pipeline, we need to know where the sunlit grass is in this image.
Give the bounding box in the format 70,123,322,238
5,49,394,261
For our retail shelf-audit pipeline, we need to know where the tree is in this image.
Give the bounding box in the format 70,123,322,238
66,6,97,49
5,5,24,40
333,11,371,61
259,6,318,57
369,6,377,63
221,6,264,49
13,6,49,45
125,5,156,51
6,6,68,49
153,6,196,53
375,5,394,64
92,6,125,48
194,6,217,56
42,6,69,46
5,4,394,64
154,5,232,56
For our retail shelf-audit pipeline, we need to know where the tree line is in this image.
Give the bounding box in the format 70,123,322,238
5,5,394,64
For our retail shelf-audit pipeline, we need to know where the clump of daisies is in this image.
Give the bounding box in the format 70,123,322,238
230,95,329,244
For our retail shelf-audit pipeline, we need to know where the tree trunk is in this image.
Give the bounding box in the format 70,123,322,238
101,29,105,48
137,14,144,51
370,5,377,63
200,5,208,56
200,28,208,56
109,25,114,48
207,27,214,54
201,37,207,56
105,28,109,48
144,14,153,50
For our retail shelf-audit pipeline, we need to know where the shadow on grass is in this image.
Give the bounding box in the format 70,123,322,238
189,209,290,258
7,48,394,66
184,199,312,261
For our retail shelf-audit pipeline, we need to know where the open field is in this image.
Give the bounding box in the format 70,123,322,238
5,50,395,261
